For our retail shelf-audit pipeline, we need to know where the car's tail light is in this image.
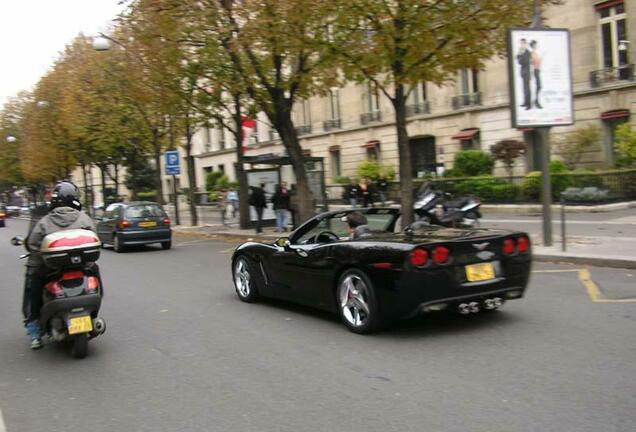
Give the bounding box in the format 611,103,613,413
86,276,100,293
62,271,84,280
45,281,64,297
517,236,530,253
0,212,5,217
119,220,131,229
163,217,171,225
502,238,516,255
410,248,429,267
433,246,450,264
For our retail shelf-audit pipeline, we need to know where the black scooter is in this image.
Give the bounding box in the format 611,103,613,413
13,226,105,358
413,183,482,227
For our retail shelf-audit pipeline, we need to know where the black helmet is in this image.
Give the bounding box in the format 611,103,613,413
50,181,81,211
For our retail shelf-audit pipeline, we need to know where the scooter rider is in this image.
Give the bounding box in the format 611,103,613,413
22,182,96,350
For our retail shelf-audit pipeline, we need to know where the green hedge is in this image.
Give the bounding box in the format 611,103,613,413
455,176,519,202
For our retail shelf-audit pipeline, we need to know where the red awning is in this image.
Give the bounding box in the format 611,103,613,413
452,128,480,140
302,149,312,156
595,0,623,11
361,139,381,148
517,127,534,132
600,109,630,121
328,145,340,152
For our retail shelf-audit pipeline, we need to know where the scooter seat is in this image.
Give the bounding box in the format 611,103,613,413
444,198,471,209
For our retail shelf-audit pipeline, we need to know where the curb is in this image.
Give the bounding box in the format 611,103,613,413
533,253,636,269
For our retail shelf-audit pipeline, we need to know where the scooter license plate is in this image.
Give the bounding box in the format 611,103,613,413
68,316,93,335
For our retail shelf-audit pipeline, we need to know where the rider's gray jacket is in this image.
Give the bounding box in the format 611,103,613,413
25,206,95,267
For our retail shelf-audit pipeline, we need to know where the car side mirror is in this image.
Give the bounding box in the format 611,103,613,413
275,237,291,249
11,235,24,246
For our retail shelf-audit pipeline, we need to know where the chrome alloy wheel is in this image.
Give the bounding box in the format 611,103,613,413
339,274,371,328
234,258,251,298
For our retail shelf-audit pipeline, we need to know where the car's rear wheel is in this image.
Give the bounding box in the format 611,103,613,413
337,269,382,334
113,235,124,253
161,241,172,250
233,256,260,303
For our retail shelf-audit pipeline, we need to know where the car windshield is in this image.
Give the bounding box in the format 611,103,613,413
125,204,165,219
295,211,396,244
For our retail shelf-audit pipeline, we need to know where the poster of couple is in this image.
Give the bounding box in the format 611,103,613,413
508,28,574,128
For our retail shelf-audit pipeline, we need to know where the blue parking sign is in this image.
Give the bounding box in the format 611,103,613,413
165,150,180,175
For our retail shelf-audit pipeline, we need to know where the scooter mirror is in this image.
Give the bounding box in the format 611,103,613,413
11,235,24,246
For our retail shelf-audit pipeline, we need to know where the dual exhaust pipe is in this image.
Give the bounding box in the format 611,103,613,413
458,297,503,314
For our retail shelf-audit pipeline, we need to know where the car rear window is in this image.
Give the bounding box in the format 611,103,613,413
125,205,165,218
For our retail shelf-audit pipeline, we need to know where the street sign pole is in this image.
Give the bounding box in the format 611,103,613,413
165,150,181,226
172,174,180,226
538,127,552,246
533,1,553,247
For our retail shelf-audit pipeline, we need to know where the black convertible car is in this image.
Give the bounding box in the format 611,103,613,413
231,208,531,333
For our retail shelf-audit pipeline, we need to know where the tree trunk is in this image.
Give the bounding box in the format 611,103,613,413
275,108,314,224
393,84,415,225
98,164,107,206
81,163,90,216
152,128,165,204
232,94,251,230
185,121,199,226
112,163,119,198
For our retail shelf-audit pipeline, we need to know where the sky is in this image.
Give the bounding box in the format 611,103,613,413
0,0,126,108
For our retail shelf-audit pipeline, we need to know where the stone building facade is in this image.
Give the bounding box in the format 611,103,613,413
155,0,636,201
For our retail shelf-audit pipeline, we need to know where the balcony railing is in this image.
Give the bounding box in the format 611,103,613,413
360,111,382,125
323,118,342,131
590,64,635,88
295,124,312,136
268,129,280,141
406,101,431,117
451,92,482,110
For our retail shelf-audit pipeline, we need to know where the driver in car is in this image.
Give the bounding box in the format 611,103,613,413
346,212,371,240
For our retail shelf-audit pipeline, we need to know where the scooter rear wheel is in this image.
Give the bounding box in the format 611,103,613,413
71,334,88,359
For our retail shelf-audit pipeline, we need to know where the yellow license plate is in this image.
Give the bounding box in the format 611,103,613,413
139,221,157,228
465,262,496,282
68,316,93,335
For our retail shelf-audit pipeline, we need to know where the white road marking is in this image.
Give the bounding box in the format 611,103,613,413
0,407,7,432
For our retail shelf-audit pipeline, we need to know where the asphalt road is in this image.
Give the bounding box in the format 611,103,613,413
0,219,634,432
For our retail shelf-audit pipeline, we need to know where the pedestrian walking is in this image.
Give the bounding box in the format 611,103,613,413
248,183,267,234
346,179,361,208
218,189,230,226
271,181,291,232
227,187,239,218
360,178,374,208
376,176,389,206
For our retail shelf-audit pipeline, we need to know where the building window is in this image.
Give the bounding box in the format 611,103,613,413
330,148,341,180
248,121,259,145
329,89,340,121
366,83,380,113
362,140,381,161
407,82,430,116
598,1,628,70
218,164,225,174
601,109,630,166
452,128,481,151
205,128,212,152
460,68,479,94
296,99,311,126
218,129,225,150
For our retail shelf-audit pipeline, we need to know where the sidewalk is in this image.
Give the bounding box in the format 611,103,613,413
174,220,636,269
